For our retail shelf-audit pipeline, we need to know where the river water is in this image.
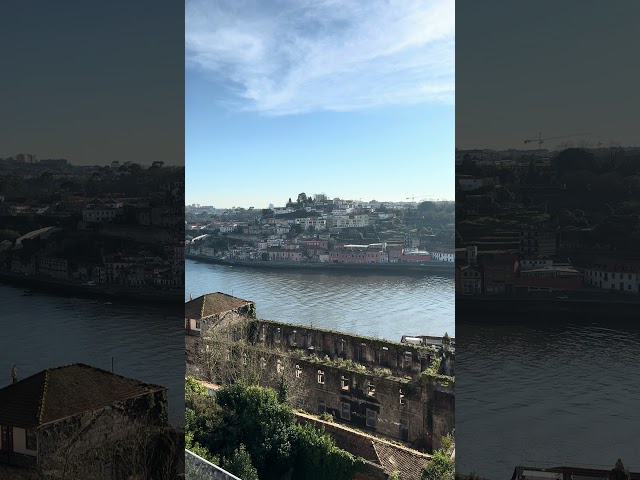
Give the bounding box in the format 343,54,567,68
456,315,640,479
0,284,184,424
185,259,456,340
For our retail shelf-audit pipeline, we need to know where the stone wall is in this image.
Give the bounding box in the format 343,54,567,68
37,389,168,474
250,319,436,376
201,305,255,336
187,318,455,453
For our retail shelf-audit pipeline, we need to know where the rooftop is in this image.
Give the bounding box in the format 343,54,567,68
185,292,254,320
0,363,165,429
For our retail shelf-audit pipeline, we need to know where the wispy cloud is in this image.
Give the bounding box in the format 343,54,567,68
186,0,454,115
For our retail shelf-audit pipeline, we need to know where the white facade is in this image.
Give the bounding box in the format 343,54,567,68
432,251,455,262
584,267,639,293
330,215,369,229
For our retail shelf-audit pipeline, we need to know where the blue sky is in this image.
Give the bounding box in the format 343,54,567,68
186,0,454,208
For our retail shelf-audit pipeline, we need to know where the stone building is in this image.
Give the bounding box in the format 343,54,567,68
184,291,256,336
186,295,455,453
0,363,168,476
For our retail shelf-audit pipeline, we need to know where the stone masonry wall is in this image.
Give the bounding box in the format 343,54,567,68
37,389,168,473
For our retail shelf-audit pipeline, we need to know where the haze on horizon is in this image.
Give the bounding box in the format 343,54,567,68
457,1,640,152
0,1,183,167
188,192,454,210
186,0,455,208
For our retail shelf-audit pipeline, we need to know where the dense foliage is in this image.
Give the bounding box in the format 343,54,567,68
185,377,363,480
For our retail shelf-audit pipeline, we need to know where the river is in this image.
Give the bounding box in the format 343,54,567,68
455,314,640,479
185,258,456,341
0,284,184,424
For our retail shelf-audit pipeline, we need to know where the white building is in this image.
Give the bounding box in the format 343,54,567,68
584,263,639,294
432,249,455,263
329,214,369,229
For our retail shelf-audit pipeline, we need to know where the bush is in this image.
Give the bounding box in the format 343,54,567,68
319,412,334,422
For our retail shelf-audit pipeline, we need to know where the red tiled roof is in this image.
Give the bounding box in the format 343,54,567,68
0,364,165,428
373,442,429,480
184,292,253,320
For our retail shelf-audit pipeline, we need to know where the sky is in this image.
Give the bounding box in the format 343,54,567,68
456,0,640,151
0,1,184,166
186,0,455,208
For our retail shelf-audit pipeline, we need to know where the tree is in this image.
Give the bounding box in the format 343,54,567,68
554,148,595,175
297,192,307,204
610,459,631,480
223,444,259,480
422,448,454,480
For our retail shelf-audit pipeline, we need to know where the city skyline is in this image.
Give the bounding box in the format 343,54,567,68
186,0,455,208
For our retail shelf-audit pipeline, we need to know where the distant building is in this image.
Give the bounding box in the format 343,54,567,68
584,261,640,294
520,226,557,258
432,249,455,263
15,153,36,164
268,248,303,262
459,265,482,295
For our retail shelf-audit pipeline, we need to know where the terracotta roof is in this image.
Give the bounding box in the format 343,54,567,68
295,412,430,480
0,364,165,429
185,292,253,320
373,442,429,480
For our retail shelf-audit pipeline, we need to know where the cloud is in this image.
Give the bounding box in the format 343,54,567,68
186,0,454,115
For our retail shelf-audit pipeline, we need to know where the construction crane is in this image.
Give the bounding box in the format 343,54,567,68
406,195,435,202
523,131,589,148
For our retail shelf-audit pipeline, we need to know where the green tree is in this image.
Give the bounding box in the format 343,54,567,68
213,384,297,479
422,448,454,480
293,423,363,480
610,459,631,480
223,444,259,480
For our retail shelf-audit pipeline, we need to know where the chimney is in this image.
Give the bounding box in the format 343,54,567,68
189,293,193,301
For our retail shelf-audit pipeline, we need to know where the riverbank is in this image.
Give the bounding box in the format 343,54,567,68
186,253,455,276
457,294,640,320
0,270,183,306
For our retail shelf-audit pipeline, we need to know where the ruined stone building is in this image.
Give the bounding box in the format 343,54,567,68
185,291,256,336
0,363,168,477
185,293,455,453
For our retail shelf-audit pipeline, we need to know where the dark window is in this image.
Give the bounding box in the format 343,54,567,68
318,400,326,414
341,402,351,421
26,429,37,451
366,409,377,428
